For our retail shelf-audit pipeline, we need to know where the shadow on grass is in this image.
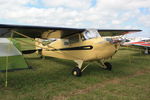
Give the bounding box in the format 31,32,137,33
45,57,76,67
25,55,76,68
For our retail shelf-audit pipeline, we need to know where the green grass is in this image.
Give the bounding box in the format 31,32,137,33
69,73,150,100
0,42,150,100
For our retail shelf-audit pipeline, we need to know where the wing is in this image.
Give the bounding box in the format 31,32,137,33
126,42,150,49
132,43,150,48
0,24,142,39
0,24,85,38
98,29,142,36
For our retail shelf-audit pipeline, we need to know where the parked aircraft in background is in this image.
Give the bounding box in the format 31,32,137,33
123,37,150,54
126,41,150,54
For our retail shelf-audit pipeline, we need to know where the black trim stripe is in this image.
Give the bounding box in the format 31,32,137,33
22,49,42,54
51,45,93,51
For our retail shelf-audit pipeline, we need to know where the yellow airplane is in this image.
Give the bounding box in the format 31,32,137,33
0,24,141,76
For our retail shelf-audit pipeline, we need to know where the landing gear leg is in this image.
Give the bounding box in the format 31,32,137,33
72,60,83,77
98,60,112,71
37,49,44,59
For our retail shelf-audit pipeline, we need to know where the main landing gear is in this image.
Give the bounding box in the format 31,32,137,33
72,67,82,77
72,60,90,77
97,60,112,71
103,62,112,71
72,60,112,77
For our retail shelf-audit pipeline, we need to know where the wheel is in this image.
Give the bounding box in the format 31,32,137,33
72,67,82,77
104,62,112,71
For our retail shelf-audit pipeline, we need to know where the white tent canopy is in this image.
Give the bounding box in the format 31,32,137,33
0,38,21,56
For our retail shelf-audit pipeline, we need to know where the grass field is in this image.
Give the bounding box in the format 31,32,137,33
0,41,150,100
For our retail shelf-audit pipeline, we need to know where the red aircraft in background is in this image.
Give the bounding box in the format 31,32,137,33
125,40,150,54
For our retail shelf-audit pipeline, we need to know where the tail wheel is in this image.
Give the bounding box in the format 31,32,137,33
72,67,82,77
104,62,112,71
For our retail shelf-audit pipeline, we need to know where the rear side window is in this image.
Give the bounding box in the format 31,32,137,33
68,34,79,44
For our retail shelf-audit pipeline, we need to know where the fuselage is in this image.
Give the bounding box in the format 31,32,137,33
36,37,120,61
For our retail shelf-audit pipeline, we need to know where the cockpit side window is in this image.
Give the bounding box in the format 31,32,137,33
83,29,101,40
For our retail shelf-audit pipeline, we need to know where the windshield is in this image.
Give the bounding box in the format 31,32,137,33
83,29,101,40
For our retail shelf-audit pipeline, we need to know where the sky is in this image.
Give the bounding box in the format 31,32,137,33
0,0,150,37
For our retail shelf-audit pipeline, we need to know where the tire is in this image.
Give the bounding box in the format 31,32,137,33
104,62,112,71
72,67,82,77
